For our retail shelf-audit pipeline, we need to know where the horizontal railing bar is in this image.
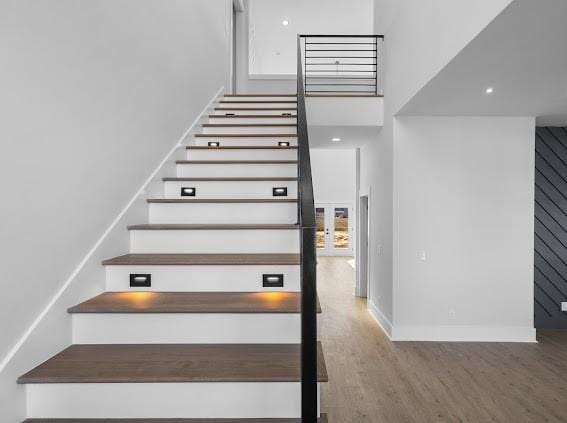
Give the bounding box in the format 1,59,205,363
306,49,377,52
306,83,376,86
306,70,376,73
301,34,384,38
306,76,376,79
306,63,376,66
306,56,377,59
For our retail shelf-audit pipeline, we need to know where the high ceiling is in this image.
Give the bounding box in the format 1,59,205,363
399,0,567,126
248,0,374,75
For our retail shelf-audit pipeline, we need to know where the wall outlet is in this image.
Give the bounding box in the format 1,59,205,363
561,302,567,312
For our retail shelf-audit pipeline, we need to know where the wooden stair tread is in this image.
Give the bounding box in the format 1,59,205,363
102,254,300,266
127,224,299,230
185,146,298,150
68,292,321,314
224,94,298,97
146,199,297,204
23,415,327,422
219,101,297,104
176,160,297,164
202,124,296,128
18,343,328,384
213,108,297,111
194,134,297,138
208,114,297,118
163,177,298,182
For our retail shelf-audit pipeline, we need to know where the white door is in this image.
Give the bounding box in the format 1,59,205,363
315,204,353,256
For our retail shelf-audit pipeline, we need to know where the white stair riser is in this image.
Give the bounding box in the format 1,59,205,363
177,163,297,178
186,149,297,160
164,181,298,199
195,137,298,147
218,102,295,109
208,117,296,124
149,202,297,224
202,126,296,135
130,229,299,254
105,265,300,292
26,383,321,419
223,96,297,102
212,110,297,116
72,314,301,344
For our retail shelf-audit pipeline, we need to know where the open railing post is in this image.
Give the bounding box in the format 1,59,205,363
297,35,318,422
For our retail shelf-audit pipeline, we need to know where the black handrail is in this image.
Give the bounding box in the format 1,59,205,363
297,35,318,422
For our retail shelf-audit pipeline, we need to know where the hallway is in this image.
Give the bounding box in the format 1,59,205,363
318,257,567,423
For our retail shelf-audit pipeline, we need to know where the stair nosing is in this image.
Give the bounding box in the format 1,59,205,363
17,343,328,384
202,124,297,128
146,198,297,204
208,114,297,118
213,108,298,111
162,177,298,182
23,416,328,422
68,292,322,314
102,253,301,266
185,146,298,150
194,134,297,138
127,223,300,230
175,160,298,164
219,101,297,104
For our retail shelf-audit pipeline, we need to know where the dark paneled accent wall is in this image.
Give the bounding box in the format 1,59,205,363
535,127,567,329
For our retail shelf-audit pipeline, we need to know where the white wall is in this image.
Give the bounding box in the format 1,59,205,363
311,149,357,204
248,0,374,75
375,0,514,113
361,0,535,340
0,1,231,419
392,117,535,341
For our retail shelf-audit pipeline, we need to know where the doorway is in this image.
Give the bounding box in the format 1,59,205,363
315,204,354,256
357,195,370,297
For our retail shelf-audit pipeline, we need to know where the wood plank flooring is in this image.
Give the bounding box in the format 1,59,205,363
23,417,327,422
318,257,567,423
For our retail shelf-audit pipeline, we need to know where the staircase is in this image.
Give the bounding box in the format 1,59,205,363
17,94,328,422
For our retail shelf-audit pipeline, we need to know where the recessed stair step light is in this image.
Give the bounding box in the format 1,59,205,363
208,141,221,147
130,274,151,288
282,112,292,116
278,141,290,147
181,187,196,197
263,274,284,288
224,113,236,116
272,187,288,197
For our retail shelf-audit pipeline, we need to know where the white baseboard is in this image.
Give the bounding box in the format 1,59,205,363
367,300,393,340
367,301,536,343
391,325,537,343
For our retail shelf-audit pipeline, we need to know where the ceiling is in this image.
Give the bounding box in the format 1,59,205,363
308,125,381,149
399,0,567,126
247,0,374,75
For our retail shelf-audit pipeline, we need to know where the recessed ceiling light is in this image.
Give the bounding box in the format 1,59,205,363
485,87,494,94
331,137,341,142
282,20,289,26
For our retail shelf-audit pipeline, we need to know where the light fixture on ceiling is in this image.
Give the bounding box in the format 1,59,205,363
282,20,289,26
485,87,494,95
331,137,342,142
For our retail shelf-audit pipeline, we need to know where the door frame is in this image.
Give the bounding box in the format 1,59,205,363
355,187,371,297
315,202,354,257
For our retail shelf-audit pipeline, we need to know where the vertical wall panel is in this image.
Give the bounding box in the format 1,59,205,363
535,127,567,329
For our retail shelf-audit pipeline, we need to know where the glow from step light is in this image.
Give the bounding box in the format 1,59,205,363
117,291,156,305
278,141,290,147
485,87,494,94
181,187,196,197
282,20,289,26
331,137,341,142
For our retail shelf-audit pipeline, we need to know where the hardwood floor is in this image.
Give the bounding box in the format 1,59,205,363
318,257,567,423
